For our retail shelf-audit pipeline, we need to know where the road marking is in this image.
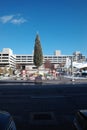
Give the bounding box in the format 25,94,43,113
31,95,65,98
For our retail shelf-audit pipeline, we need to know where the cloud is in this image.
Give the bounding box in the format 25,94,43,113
10,17,27,25
0,14,27,25
0,15,14,23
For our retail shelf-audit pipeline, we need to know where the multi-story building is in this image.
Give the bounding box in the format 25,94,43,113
54,50,61,56
16,54,34,70
0,48,16,69
73,51,86,62
16,51,72,70
0,48,86,71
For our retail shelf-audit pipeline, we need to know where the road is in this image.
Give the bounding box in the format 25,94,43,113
0,83,87,130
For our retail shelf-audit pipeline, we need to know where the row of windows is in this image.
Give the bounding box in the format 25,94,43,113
0,54,9,56
16,58,32,60
16,61,33,62
0,57,9,59
16,56,70,59
16,58,66,61
0,60,9,62
0,60,15,64
16,56,32,58
0,54,85,60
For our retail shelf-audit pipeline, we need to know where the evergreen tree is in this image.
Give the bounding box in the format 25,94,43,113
33,34,43,69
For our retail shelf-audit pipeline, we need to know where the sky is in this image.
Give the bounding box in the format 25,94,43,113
0,0,87,56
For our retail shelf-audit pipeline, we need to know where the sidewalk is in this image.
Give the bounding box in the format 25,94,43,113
42,76,87,84
0,76,87,85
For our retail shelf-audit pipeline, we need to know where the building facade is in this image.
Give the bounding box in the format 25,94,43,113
73,51,86,62
16,54,73,70
0,48,16,69
0,48,86,71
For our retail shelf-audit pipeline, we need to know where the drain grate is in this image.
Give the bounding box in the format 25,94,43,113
33,113,52,120
29,112,57,126
30,112,56,122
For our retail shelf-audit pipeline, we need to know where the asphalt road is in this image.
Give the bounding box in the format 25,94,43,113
0,83,87,130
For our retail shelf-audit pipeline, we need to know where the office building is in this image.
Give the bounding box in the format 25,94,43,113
0,48,86,71
0,48,16,69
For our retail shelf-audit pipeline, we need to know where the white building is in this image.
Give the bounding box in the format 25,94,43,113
73,51,85,62
0,48,86,71
16,53,72,70
0,48,16,69
54,50,61,56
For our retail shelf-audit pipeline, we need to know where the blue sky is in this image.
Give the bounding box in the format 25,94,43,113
0,0,87,56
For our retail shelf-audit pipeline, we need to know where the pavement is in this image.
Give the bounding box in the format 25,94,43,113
0,83,87,130
0,76,87,130
0,75,87,85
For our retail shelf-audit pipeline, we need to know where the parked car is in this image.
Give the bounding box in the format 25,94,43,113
73,109,87,130
0,111,16,130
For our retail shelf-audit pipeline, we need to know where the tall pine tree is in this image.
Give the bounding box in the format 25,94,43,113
33,34,43,69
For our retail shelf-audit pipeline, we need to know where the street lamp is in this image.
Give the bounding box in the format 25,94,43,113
71,56,75,82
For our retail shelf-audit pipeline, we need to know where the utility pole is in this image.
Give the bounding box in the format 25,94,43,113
71,56,75,82
71,56,73,75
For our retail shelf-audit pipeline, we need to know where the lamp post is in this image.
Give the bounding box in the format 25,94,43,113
71,56,73,75
71,56,75,82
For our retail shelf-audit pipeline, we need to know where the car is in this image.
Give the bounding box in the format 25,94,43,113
73,109,87,130
0,111,16,130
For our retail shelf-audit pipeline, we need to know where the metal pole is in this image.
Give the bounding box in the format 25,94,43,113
71,56,73,76
71,56,75,82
